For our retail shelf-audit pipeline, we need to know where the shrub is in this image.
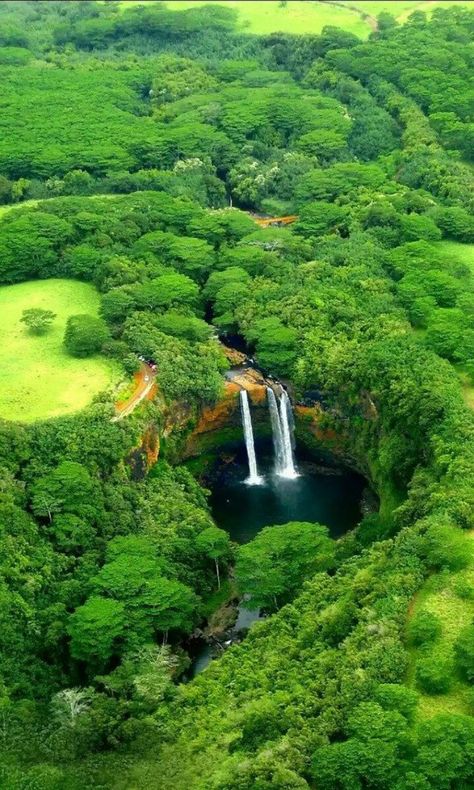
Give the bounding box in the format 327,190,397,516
416,654,452,694
454,625,474,682
423,522,470,571
453,574,474,601
407,610,442,647
64,314,111,358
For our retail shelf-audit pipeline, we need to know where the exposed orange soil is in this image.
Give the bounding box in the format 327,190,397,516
114,364,156,420
253,215,298,228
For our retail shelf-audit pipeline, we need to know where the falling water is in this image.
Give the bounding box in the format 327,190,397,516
240,390,263,485
267,387,285,472
278,389,298,479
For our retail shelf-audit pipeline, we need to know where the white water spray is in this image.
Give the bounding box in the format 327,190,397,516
240,390,263,485
267,387,298,478
279,389,298,478
267,387,285,472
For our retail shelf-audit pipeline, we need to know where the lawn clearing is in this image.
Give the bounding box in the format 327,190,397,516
437,240,474,275
143,0,371,36
405,533,474,719
163,1,470,37
351,1,469,21
0,279,120,422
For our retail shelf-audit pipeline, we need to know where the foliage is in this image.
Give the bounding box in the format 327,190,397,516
20,307,56,335
0,4,474,788
0,279,119,422
236,522,335,609
407,610,442,647
416,654,453,695
454,625,474,683
64,314,111,358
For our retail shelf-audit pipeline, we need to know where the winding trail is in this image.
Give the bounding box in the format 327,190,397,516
252,214,298,227
317,0,378,32
113,363,156,421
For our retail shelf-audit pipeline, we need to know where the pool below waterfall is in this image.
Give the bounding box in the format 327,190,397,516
207,438,367,544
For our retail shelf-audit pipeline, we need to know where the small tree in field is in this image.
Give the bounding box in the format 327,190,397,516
20,307,56,335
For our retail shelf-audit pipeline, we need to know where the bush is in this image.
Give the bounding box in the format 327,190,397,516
454,625,474,682
423,521,470,571
123,354,141,375
356,513,391,546
416,654,452,694
453,574,474,601
64,314,111,358
407,610,442,647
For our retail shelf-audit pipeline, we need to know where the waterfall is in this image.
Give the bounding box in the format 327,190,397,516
267,386,298,478
240,390,263,485
267,387,285,472
279,390,298,478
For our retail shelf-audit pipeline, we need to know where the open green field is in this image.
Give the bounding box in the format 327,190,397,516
405,533,474,719
165,0,369,36
0,279,120,423
437,239,474,274
115,1,472,37
351,0,470,20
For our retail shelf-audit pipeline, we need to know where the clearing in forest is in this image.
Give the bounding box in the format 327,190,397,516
160,1,470,37
405,532,474,719
0,279,120,422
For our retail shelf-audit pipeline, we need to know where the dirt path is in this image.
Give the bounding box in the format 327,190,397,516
251,214,298,227
317,0,378,32
113,364,156,421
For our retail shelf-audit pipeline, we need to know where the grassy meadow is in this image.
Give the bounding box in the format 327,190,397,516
113,1,473,38
405,532,474,719
437,240,474,275
0,279,120,422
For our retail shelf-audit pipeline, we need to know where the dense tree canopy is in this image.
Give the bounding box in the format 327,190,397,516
0,2,474,788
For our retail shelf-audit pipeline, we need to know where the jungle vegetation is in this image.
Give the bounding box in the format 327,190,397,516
0,2,473,788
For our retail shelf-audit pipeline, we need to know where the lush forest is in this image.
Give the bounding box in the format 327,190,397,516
0,1,474,788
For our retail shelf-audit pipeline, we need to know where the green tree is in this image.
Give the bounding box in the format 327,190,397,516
454,624,474,682
296,128,347,161
132,272,200,312
236,522,335,610
196,526,231,589
416,714,474,788
295,200,349,238
30,461,102,523
20,307,56,335
246,317,298,376
423,519,471,571
64,314,110,357
93,539,199,645
407,610,442,647
68,597,126,668
416,653,453,694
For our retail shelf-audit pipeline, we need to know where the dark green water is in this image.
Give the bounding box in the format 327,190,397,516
208,439,367,544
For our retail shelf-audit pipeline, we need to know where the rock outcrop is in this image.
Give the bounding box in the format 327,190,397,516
182,367,270,459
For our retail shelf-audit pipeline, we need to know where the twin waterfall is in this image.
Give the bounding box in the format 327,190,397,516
240,387,298,485
240,390,263,485
267,387,298,479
